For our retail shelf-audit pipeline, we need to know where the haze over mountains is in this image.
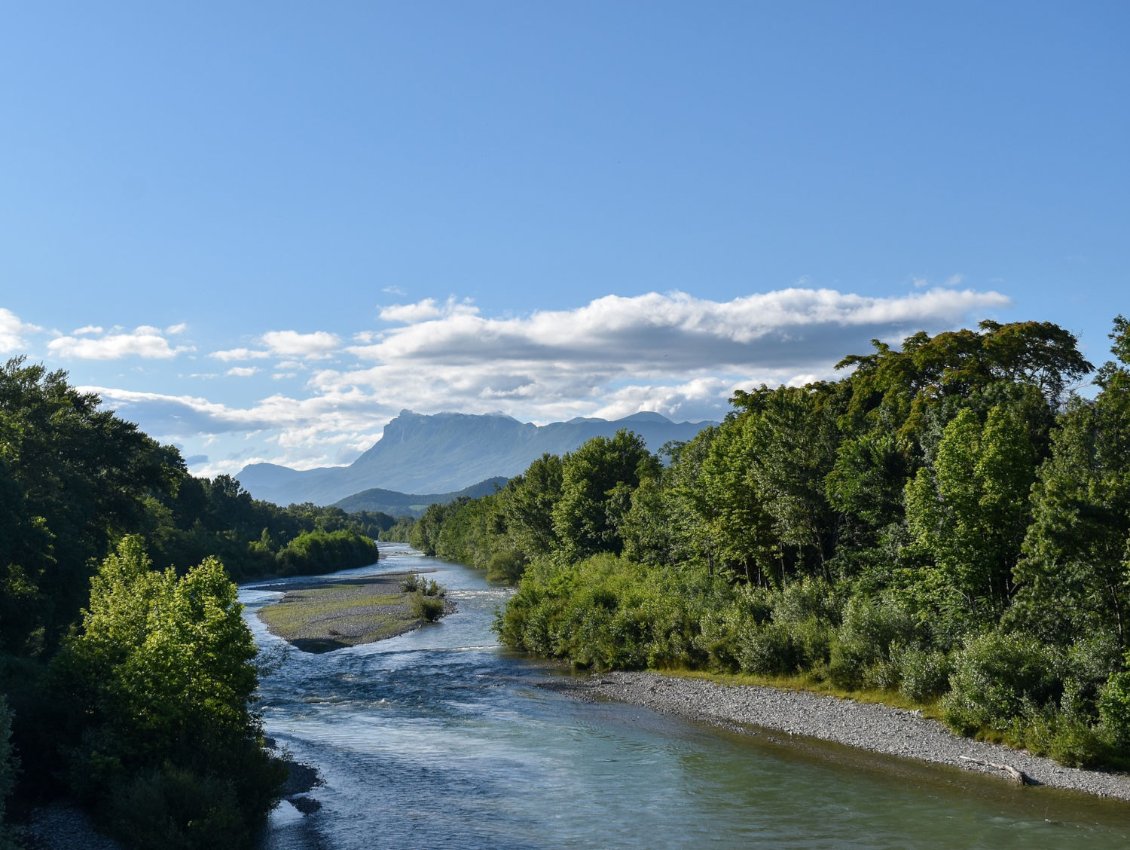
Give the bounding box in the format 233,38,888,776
237,410,713,507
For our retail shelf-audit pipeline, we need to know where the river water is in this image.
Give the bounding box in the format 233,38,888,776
240,544,1130,850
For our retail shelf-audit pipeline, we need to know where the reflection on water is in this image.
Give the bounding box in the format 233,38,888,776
243,545,1130,850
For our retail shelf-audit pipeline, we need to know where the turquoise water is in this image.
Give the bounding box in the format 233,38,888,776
241,545,1130,849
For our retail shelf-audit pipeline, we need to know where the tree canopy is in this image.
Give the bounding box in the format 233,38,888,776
419,317,1130,769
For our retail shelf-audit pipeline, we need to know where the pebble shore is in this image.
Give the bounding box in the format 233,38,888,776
563,670,1130,801
23,803,123,850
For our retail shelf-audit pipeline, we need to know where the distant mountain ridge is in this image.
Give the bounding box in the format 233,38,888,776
237,410,713,506
333,477,509,519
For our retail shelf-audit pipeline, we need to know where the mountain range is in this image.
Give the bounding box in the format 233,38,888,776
332,477,509,518
236,410,713,507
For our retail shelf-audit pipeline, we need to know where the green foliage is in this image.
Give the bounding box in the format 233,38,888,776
0,358,384,828
904,399,1040,637
942,631,1062,735
498,554,708,671
734,578,840,677
1098,669,1130,747
828,595,915,690
501,454,563,557
553,431,658,560
411,317,1130,768
53,537,282,848
896,647,950,702
275,529,378,577
410,592,446,623
1010,383,1130,646
107,765,250,850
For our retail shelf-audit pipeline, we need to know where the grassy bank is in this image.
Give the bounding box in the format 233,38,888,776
257,573,451,652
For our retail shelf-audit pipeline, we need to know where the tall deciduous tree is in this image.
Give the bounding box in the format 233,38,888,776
553,430,658,560
905,399,1041,640
1012,317,1130,647
55,536,279,846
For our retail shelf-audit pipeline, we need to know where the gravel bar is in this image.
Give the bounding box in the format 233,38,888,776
567,670,1130,801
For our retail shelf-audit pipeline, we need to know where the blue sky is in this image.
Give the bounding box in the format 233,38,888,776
1,1,1126,475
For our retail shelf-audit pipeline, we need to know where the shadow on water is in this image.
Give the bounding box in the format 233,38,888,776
245,545,1130,850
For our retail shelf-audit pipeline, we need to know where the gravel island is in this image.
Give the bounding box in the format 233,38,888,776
256,573,452,652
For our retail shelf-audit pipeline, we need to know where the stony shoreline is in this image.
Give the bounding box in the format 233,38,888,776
558,670,1130,802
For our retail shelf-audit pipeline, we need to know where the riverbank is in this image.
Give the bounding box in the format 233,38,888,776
559,670,1130,801
21,803,123,850
255,573,453,652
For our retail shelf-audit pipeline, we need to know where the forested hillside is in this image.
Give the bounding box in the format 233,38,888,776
0,357,384,848
411,318,1130,769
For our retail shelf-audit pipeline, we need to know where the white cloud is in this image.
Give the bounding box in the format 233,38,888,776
47,325,193,360
261,330,340,359
166,322,189,335
588,377,744,423
351,288,1009,371
211,331,340,365
380,299,442,323
0,308,41,352
82,386,277,434
211,347,272,362
226,366,259,377
378,296,479,324
72,325,104,335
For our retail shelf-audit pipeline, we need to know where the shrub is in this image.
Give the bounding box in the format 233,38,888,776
1013,704,1106,768
107,764,248,850
942,631,1062,735
1047,714,1106,768
862,658,902,691
1098,670,1130,747
828,595,914,690
773,578,840,627
739,623,802,675
696,591,761,672
896,646,950,702
410,592,446,623
486,550,527,583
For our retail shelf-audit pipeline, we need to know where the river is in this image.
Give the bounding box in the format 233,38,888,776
239,544,1130,849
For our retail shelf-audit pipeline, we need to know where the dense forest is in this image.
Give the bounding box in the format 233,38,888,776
409,317,1130,770
0,357,384,848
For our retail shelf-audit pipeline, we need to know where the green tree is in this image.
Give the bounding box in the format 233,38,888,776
1012,317,1130,647
905,399,1039,638
552,431,658,560
55,536,281,848
697,413,776,583
501,454,563,557
0,358,176,650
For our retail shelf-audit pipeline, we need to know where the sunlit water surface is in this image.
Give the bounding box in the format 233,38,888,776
241,544,1130,850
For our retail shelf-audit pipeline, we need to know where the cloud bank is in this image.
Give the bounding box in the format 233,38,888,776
9,287,1010,474
47,325,193,360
